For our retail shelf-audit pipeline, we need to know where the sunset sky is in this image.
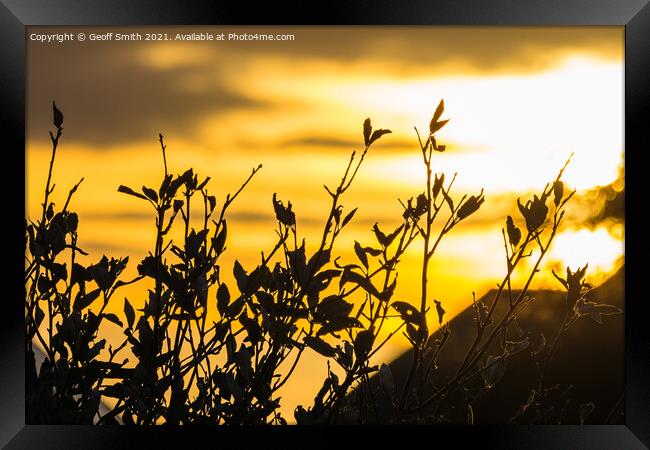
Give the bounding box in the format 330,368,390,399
26,26,624,418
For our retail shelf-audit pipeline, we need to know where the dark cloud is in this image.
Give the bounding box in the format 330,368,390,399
27,26,621,148
83,211,151,221
27,43,268,147
159,26,619,76
82,209,274,224
81,241,143,257
230,26,622,74
273,135,424,154
279,136,358,149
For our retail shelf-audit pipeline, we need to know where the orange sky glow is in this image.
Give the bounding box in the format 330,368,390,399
26,26,624,420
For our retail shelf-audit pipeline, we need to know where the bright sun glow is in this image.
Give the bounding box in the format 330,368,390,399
546,226,624,278
185,57,624,208
330,57,623,194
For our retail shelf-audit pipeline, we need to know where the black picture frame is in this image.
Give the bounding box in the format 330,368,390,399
1,1,648,448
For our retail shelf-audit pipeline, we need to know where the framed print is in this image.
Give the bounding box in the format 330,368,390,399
2,0,649,448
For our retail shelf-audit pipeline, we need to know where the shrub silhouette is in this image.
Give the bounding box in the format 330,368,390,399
25,101,622,425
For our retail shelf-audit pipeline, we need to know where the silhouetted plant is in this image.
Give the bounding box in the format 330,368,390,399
292,100,621,425
25,101,622,425
25,103,134,423
507,264,623,424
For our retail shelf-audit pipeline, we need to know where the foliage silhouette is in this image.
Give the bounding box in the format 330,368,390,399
25,101,622,425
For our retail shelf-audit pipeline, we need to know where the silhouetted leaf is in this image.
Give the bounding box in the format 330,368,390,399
339,341,354,368
254,290,274,311
574,299,622,324
566,264,588,291
506,337,529,354
103,313,123,328
414,193,428,217
304,335,336,357
217,283,230,316
53,101,63,128
434,299,446,325
517,195,548,232
66,212,79,233
86,339,106,363
88,263,112,291
178,168,194,186
307,248,330,274
553,180,564,207
46,203,54,220
137,256,170,285
50,262,67,282
241,312,262,345
207,195,217,212
212,222,227,254
37,276,54,295
430,119,449,135
354,241,368,269
248,265,272,293
363,118,372,147
136,318,154,357
341,208,358,228
363,246,382,257
102,383,127,400
316,317,362,336
124,298,135,329
372,223,388,247
506,215,522,248
313,269,341,288
142,186,158,203
341,269,381,298
233,260,248,294
315,295,353,323
385,224,404,247
378,277,397,302
34,304,45,327
354,329,375,360
457,189,485,220
74,289,101,310
197,176,210,191
235,346,253,380
369,128,392,145
118,185,148,201
391,301,421,325
288,243,308,288
272,193,296,227
227,296,245,318
185,229,209,259
159,174,172,199
314,377,333,409
225,334,237,364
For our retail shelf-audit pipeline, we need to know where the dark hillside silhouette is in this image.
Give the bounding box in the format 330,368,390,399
384,266,624,424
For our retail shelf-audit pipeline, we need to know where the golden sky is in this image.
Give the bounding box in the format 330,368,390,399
26,26,624,419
